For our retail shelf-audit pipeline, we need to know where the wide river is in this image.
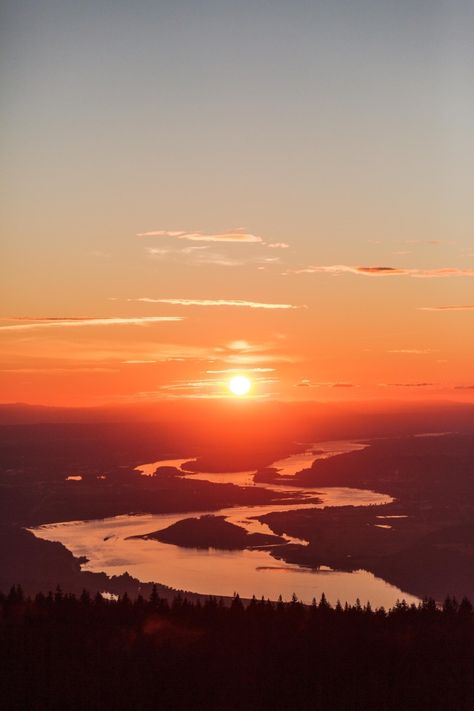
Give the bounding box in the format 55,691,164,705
30,440,419,607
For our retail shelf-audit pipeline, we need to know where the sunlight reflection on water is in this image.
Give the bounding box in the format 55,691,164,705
31,441,419,607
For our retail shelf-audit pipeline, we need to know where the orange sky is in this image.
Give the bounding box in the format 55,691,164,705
2,2,473,406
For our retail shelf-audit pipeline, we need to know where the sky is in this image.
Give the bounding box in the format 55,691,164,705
1,0,473,406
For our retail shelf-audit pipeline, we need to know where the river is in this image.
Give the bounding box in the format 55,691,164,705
30,440,419,607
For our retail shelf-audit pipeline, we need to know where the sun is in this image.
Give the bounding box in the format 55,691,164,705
228,375,252,396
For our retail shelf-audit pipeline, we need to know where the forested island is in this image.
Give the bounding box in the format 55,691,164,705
131,514,286,549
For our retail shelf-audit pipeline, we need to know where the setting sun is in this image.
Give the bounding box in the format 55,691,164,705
228,375,252,396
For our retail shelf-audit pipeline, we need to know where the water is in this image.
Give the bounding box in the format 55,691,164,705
30,441,419,607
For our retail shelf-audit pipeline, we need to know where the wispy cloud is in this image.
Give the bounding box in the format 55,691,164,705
291,265,474,278
146,245,209,258
159,380,223,391
136,389,272,401
122,360,158,364
0,316,184,332
155,373,278,399
225,353,296,365
0,367,118,373
388,349,436,354
206,367,275,374
0,338,217,366
296,380,356,388
213,339,298,366
267,242,289,249
418,305,474,311
137,229,263,244
390,382,434,387
223,339,267,352
147,247,283,268
124,297,304,310
402,239,455,246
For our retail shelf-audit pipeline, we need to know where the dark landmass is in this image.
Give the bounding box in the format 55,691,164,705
253,466,285,483
0,464,287,527
0,474,289,600
2,400,473,438
133,515,286,550
258,433,474,600
3,398,473,469
1,587,472,711
0,409,473,603
180,444,305,473
0,417,295,600
151,465,187,478
0,526,207,602
291,432,474,499
253,466,299,484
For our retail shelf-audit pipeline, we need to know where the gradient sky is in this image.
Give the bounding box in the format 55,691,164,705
1,0,473,405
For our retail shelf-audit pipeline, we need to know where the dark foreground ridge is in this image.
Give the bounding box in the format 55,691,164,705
1,586,473,711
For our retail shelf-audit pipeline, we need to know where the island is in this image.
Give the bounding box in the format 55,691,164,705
130,514,286,550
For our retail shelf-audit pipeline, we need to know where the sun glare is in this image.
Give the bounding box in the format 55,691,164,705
228,375,252,396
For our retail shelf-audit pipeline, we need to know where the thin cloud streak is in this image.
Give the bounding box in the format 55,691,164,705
0,367,118,373
206,367,275,374
388,349,435,354
391,382,434,387
159,375,278,394
146,247,284,268
122,360,158,364
137,229,263,243
126,297,304,310
0,316,184,332
291,265,474,278
418,305,474,311
296,380,356,388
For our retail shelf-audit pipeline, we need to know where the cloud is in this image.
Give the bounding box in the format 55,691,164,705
402,239,455,246
418,305,474,311
390,383,434,387
147,247,285,269
206,367,275,374
159,380,222,391
388,349,435,354
155,373,278,399
226,353,296,364
144,245,210,259
214,338,298,366
224,340,264,352
137,229,263,244
136,389,272,401
291,265,474,278
296,380,355,388
0,338,217,366
0,316,183,332
0,367,118,373
454,385,474,390
122,360,158,364
125,297,303,310
267,242,289,249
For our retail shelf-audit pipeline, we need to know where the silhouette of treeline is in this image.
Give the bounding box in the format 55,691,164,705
1,586,472,710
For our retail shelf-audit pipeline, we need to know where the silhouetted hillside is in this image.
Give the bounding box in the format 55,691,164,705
1,587,472,711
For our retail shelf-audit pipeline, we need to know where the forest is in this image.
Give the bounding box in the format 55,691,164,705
1,586,472,711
